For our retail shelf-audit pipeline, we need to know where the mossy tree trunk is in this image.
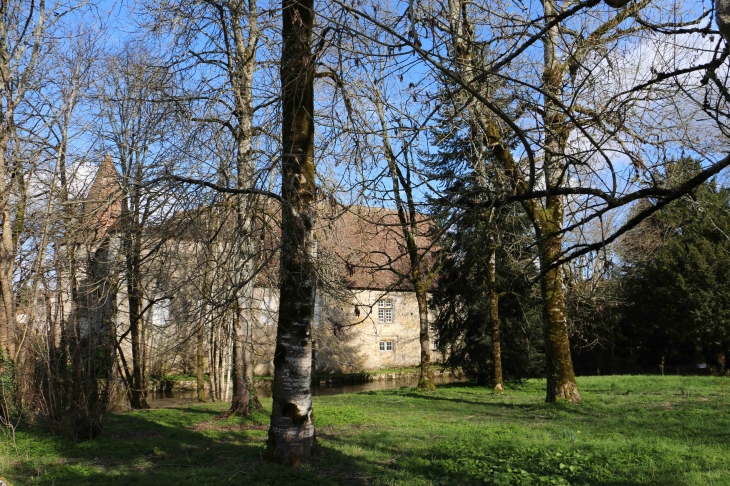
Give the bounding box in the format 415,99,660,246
264,0,319,464
0,140,16,365
0,0,39,371
485,238,504,392
535,0,580,403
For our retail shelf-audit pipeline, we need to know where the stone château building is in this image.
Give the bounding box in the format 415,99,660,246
66,158,438,377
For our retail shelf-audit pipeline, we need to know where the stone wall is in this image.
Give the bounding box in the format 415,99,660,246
251,288,437,375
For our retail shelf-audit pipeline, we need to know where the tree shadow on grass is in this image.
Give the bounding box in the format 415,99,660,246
318,426,715,486
6,403,727,486
396,388,730,449
5,412,339,486
399,390,576,412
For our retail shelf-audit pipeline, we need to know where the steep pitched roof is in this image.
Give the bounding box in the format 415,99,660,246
82,156,122,241
154,199,438,292
318,205,437,291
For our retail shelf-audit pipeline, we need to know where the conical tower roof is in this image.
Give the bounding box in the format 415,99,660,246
82,155,122,240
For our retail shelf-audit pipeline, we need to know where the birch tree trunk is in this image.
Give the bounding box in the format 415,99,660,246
264,0,319,463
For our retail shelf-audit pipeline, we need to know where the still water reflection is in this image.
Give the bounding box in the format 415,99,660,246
147,374,466,409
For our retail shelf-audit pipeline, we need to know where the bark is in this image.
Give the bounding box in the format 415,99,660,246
264,0,319,464
127,274,149,409
448,0,504,393
0,137,19,365
535,0,580,403
209,322,218,401
415,283,435,390
118,150,150,410
122,189,149,409
229,307,261,416
0,12,14,366
374,93,436,391
230,322,249,415
718,0,730,44
486,240,504,393
196,303,207,402
0,160,15,361
0,0,42,366
226,0,262,414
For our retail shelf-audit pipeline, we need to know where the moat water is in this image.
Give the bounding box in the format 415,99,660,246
147,373,467,408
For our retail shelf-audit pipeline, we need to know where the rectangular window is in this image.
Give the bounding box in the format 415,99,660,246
430,322,439,351
379,340,394,351
378,299,393,323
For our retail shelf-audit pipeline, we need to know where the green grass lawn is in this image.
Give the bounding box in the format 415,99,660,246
1,375,729,485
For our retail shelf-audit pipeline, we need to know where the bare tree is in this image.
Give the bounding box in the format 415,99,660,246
96,46,180,409
331,0,730,403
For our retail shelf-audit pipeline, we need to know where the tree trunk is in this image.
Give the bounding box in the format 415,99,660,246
264,0,319,464
227,0,262,416
538,225,581,403
486,241,504,392
0,208,15,363
415,284,435,390
197,305,207,403
231,324,249,415
128,278,149,409
229,307,261,416
209,321,219,402
0,141,16,364
373,91,435,392
535,0,581,404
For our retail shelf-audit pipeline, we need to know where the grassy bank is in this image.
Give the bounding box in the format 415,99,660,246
149,366,447,385
1,375,729,485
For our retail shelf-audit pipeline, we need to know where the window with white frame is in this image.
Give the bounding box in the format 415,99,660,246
378,299,393,323
379,340,394,351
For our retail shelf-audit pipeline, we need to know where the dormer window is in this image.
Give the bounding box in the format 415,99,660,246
378,299,393,323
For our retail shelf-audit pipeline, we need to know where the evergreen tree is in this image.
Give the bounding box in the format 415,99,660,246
621,159,730,369
426,101,543,385
431,204,544,384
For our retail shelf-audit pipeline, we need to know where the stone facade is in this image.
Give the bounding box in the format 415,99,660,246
251,288,436,375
